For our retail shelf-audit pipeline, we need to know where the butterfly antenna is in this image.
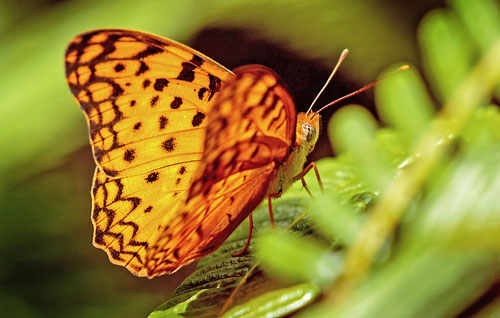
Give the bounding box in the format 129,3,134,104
306,49,349,116
311,65,410,119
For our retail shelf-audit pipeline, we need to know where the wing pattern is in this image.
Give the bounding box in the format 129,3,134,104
146,65,297,276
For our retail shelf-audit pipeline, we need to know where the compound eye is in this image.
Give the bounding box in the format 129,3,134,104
302,123,316,143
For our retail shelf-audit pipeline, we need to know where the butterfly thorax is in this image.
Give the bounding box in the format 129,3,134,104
270,112,320,194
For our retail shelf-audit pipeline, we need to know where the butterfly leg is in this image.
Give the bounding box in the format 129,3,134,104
233,214,254,257
233,191,281,257
300,178,313,197
293,162,324,194
267,192,282,229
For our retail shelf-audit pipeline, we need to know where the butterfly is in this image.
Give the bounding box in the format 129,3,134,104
65,29,322,278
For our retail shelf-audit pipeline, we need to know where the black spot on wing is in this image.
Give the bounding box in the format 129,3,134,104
123,149,136,162
136,61,149,76
208,74,222,101
134,45,163,59
198,87,207,100
111,83,124,97
177,62,195,82
162,137,176,152
114,63,125,72
146,172,159,183
170,97,182,109
143,79,151,88
179,166,186,175
154,78,169,91
144,206,153,213
159,116,168,130
151,95,159,107
191,111,206,127
133,122,142,130
190,55,204,66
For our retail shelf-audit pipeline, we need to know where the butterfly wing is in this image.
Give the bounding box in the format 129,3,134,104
146,65,297,277
65,29,233,177
65,29,233,276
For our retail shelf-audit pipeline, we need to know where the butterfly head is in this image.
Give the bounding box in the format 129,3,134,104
296,112,320,154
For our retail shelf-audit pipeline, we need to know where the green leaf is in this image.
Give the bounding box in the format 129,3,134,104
451,0,500,53
329,106,409,191
312,193,363,246
256,231,342,287
221,282,320,318
451,0,500,98
375,65,435,143
149,289,208,318
418,9,475,101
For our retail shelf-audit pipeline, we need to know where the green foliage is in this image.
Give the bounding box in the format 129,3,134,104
154,0,500,316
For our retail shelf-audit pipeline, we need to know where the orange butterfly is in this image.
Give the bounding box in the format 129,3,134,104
65,29,322,278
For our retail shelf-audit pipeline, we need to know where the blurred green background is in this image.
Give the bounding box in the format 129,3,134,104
0,0,467,317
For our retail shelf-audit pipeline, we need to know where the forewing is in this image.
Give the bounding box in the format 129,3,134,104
65,29,233,276
146,65,297,277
